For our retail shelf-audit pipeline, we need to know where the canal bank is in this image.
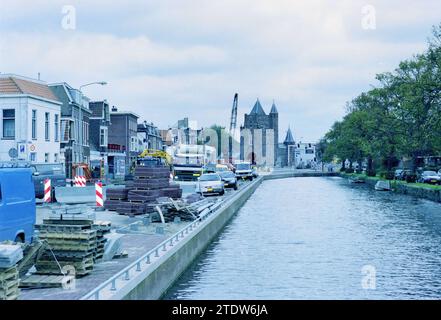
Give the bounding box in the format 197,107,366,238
341,173,441,203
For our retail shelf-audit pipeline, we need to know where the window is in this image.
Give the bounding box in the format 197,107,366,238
32,110,37,139
100,127,108,147
54,153,59,163
45,153,49,163
54,114,59,142
2,109,15,139
83,121,89,146
61,120,73,142
130,136,137,152
45,112,50,141
30,152,36,162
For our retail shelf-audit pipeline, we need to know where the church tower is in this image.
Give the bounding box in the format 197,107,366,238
269,101,279,166
240,99,279,166
283,127,295,167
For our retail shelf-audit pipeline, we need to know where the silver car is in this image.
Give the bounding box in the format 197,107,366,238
196,173,225,196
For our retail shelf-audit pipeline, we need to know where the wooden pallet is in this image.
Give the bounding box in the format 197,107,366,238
20,274,75,289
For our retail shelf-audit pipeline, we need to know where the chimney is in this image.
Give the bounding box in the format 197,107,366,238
111,106,118,112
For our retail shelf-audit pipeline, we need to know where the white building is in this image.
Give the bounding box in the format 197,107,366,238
294,142,317,168
0,74,62,163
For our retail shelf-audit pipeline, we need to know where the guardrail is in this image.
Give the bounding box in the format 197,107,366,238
80,196,225,300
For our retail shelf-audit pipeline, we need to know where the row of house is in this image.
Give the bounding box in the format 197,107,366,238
0,74,163,180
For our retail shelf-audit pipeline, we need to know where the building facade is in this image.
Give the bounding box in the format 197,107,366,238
108,107,139,177
137,121,163,151
240,99,278,166
49,83,92,179
0,74,62,163
294,142,317,168
88,100,111,180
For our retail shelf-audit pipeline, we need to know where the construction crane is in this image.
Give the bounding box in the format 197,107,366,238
228,93,238,164
229,93,238,134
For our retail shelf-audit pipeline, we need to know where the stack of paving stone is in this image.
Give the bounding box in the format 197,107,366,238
0,266,20,300
0,244,23,300
104,187,129,211
92,221,112,262
105,165,182,217
35,218,98,277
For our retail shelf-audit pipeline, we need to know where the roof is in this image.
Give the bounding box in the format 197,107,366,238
110,111,139,119
0,75,60,102
270,101,278,114
283,127,295,144
250,99,266,115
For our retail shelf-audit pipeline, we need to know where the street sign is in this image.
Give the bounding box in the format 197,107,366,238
8,148,18,159
18,143,27,159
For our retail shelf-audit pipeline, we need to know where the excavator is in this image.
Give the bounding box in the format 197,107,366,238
137,149,173,168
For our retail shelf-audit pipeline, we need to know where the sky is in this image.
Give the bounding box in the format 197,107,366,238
1,0,441,142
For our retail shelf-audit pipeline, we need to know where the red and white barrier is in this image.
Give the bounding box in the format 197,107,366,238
74,176,86,187
44,178,51,203
95,182,103,207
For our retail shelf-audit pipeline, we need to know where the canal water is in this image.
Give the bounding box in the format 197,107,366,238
165,177,441,299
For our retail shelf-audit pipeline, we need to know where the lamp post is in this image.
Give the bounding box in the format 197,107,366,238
78,81,107,182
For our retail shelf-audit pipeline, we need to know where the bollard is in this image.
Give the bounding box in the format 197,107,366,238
44,178,51,203
145,254,151,264
95,182,104,211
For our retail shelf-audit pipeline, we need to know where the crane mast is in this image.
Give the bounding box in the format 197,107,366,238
229,93,238,163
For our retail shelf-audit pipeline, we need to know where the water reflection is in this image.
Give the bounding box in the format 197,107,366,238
164,177,441,300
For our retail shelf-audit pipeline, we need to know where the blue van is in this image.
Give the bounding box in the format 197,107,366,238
0,166,36,243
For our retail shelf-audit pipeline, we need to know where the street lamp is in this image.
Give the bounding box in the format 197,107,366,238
79,81,107,91
78,81,107,181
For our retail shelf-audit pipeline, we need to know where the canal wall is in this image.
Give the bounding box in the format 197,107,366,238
118,177,264,300
341,173,441,203
263,171,339,181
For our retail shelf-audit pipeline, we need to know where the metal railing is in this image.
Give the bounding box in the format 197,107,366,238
80,197,227,300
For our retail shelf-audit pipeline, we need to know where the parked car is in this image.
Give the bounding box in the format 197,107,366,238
196,173,225,196
252,167,259,178
418,171,441,185
219,171,238,190
0,164,36,243
235,162,254,181
394,169,404,180
30,163,66,199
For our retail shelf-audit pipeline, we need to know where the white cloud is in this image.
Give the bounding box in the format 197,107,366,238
1,0,440,141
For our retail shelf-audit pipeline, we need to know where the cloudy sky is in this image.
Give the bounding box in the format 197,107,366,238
1,0,440,142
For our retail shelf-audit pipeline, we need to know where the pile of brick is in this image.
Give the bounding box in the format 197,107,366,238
35,218,98,277
105,165,182,217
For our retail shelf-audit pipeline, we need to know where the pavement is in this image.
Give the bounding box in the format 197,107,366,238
23,179,250,300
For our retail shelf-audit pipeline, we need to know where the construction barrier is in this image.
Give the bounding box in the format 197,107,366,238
95,182,103,207
74,176,86,187
43,178,51,203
